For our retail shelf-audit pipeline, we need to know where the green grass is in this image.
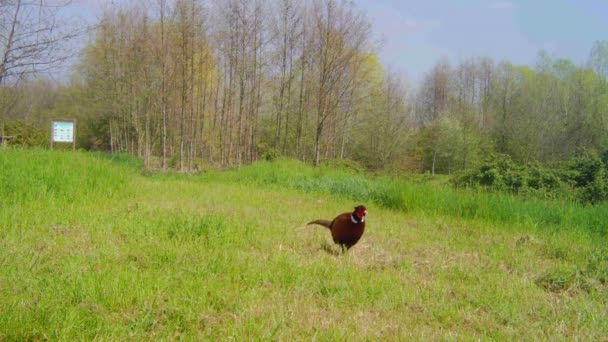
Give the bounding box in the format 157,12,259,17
1,149,607,340
201,159,608,237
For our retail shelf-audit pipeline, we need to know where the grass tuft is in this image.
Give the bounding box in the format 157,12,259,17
535,266,590,293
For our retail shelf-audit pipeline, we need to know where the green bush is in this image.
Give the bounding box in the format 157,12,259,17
453,151,608,204
454,155,563,197
564,151,608,204
261,148,280,162
3,121,49,148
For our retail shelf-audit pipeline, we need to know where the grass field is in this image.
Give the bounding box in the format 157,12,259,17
1,149,607,340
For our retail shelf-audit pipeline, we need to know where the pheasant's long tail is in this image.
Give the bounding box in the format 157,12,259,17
307,219,332,229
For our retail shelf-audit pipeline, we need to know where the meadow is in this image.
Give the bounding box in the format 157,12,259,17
1,149,607,340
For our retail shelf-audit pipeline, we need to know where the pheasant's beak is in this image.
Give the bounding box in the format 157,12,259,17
364,210,368,216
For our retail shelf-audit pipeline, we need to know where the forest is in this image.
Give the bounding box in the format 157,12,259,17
2,0,608,175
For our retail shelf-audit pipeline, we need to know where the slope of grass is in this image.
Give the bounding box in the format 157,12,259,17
199,159,608,237
0,150,607,340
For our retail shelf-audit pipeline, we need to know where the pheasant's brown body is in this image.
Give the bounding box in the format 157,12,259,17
308,206,367,250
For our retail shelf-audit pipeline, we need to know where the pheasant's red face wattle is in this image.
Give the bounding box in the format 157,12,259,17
354,205,367,218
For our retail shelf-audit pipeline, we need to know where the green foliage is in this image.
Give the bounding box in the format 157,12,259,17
453,154,566,199
261,148,280,162
3,121,49,148
415,117,462,174
454,151,608,204
564,150,608,204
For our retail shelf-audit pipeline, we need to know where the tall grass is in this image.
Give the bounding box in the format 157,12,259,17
0,148,135,206
202,159,608,236
5,150,604,236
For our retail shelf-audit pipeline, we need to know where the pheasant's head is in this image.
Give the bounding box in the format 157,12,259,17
353,205,367,223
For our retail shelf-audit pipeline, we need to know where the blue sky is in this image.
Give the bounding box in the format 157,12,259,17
356,0,608,82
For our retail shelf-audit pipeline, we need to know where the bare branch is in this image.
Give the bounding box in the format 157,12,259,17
0,0,83,85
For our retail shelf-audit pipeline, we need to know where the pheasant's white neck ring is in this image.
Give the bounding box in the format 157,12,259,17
351,214,365,224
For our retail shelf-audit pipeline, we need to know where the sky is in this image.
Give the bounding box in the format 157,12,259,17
66,0,608,84
356,0,608,82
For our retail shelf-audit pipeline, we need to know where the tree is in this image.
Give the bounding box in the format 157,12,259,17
415,59,451,125
0,0,82,137
417,117,460,174
270,0,301,154
0,0,81,86
352,69,412,170
309,0,371,166
488,61,518,156
588,40,608,80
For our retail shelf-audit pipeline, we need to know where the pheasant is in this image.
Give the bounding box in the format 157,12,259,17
308,205,367,250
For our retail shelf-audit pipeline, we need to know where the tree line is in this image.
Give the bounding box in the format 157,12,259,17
1,0,608,175
415,46,608,174
69,0,408,171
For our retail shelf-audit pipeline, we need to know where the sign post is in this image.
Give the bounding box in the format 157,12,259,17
51,119,76,151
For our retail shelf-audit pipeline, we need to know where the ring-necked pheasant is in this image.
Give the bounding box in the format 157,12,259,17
308,205,367,250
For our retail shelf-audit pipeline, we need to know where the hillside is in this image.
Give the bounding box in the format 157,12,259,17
0,149,607,340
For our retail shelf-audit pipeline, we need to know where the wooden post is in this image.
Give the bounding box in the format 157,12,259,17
73,119,77,151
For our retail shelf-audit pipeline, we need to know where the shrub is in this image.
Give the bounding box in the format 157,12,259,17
261,148,280,162
3,121,49,148
564,151,608,204
453,154,564,196
452,152,608,204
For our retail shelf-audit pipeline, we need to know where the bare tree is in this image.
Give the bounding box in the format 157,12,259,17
0,0,81,85
270,0,301,154
158,0,170,169
415,59,451,126
310,0,370,166
0,0,82,137
588,41,608,80
477,57,494,130
453,58,477,169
